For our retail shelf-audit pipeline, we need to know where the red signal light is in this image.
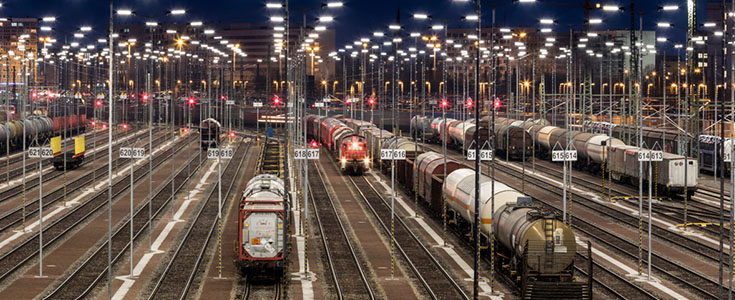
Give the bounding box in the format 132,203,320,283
493,99,502,109
90,121,96,127
31,91,38,99
122,123,128,130
142,94,149,102
345,98,351,104
183,127,189,133
96,100,103,107
102,124,108,129
188,97,196,106
368,97,375,105
229,131,236,138
273,96,281,105
466,99,473,108
440,99,448,108
220,95,227,101
310,140,318,148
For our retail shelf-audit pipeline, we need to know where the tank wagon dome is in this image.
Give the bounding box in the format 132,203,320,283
243,174,284,198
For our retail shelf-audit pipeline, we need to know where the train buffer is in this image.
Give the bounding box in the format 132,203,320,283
676,222,719,228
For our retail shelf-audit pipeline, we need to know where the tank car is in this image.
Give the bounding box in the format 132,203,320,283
237,174,286,278
494,119,533,160
410,115,433,142
492,201,577,294
200,118,222,150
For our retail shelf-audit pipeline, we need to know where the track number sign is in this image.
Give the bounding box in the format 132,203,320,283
552,150,577,162
314,102,324,108
29,147,53,158
381,149,406,160
253,102,263,108
637,150,663,162
226,100,235,105
208,148,234,159
295,149,320,160
119,148,145,158
467,149,494,161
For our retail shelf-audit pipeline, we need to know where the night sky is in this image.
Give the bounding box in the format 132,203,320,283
1,0,703,47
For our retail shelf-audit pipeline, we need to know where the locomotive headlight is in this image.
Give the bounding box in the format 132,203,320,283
341,158,347,165
364,158,370,166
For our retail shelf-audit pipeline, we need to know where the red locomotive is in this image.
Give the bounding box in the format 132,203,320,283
305,115,370,174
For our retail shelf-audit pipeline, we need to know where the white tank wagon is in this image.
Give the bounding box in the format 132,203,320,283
443,168,524,241
237,174,286,277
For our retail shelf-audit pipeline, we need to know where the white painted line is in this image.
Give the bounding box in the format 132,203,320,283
111,159,217,299
576,238,688,300
0,135,181,250
369,172,502,299
290,155,314,300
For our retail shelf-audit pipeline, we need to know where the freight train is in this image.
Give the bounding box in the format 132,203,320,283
305,115,369,174
237,174,286,278
348,116,586,298
585,121,728,176
0,114,86,153
413,114,697,196
412,115,533,160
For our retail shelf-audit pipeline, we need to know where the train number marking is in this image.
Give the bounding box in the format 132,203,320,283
726,152,732,163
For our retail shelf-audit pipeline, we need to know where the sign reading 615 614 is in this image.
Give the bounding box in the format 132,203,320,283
552,150,577,162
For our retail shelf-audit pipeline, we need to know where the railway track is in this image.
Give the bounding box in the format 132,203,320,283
405,146,647,299
237,277,282,300
0,128,144,207
146,141,250,300
42,138,205,299
0,129,168,236
347,174,469,300
524,160,732,269
492,160,723,299
574,251,658,300
0,128,105,181
0,133,196,285
308,161,375,299
419,142,696,298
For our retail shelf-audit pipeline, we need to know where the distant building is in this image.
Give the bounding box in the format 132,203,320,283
0,18,39,88
112,21,335,99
